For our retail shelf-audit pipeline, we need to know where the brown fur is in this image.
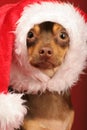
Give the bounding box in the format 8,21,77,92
18,22,74,130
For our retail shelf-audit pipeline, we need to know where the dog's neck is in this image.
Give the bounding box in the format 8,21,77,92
40,67,59,78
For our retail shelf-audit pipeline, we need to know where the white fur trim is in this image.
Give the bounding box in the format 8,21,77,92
11,2,87,93
0,93,27,130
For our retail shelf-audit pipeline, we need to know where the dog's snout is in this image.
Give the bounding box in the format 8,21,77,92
39,47,53,57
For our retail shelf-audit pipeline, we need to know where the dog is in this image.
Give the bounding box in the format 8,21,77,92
19,22,74,130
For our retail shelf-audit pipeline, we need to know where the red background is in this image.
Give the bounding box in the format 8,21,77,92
0,0,87,130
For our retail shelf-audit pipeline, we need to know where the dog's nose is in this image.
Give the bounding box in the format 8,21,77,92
39,47,53,57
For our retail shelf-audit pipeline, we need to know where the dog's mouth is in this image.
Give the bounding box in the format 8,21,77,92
30,58,61,69
34,61,55,69
30,59,60,77
30,57,62,76
29,54,62,77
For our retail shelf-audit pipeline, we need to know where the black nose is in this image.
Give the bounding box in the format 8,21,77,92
39,47,53,57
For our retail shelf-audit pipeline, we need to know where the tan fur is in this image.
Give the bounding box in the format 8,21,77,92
18,22,74,130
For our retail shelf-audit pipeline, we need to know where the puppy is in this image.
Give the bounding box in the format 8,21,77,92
20,22,74,130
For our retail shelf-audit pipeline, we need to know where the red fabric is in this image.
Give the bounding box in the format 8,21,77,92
0,2,22,93
0,4,14,93
0,0,87,130
0,0,26,93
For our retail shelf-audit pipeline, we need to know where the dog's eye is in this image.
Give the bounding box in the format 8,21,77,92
60,32,68,40
28,31,34,38
27,31,37,48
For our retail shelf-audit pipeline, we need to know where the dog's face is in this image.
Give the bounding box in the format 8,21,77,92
26,22,69,77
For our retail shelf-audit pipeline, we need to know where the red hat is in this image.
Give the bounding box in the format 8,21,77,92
0,0,87,129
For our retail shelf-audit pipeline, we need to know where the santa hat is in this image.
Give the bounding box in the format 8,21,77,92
0,0,87,130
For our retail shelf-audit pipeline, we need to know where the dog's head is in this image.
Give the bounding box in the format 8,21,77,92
26,22,70,77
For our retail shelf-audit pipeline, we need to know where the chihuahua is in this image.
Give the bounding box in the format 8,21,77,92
19,22,74,130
